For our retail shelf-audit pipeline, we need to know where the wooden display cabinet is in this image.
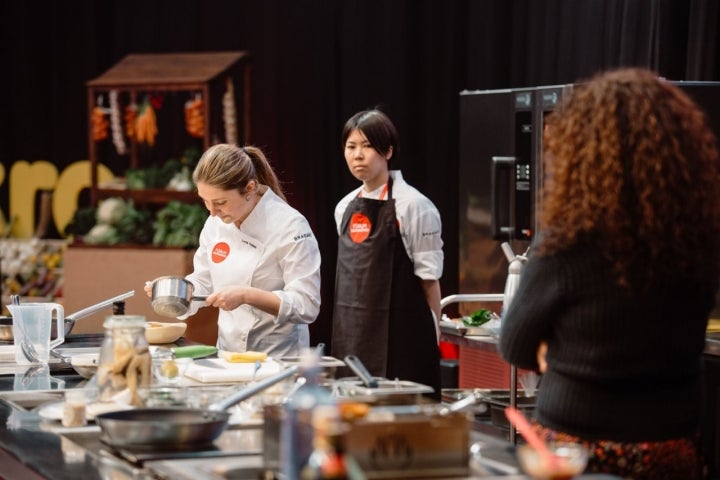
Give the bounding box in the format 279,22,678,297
86,51,251,205
73,52,249,345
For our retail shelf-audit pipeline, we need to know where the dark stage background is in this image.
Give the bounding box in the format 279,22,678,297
1,0,719,347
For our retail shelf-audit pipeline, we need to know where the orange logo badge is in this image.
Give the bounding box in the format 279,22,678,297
349,213,372,243
211,242,230,263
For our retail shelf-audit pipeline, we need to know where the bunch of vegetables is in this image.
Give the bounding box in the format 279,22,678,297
65,197,207,249
153,201,208,248
92,106,109,141
184,95,204,138
462,308,493,327
81,198,154,246
135,97,158,146
126,148,201,191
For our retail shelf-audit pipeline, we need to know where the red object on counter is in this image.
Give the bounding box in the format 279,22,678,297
440,341,459,359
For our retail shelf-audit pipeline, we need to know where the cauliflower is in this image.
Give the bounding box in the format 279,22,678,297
84,224,120,245
96,197,128,225
167,166,194,192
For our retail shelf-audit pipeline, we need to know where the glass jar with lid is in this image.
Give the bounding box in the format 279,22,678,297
96,315,151,406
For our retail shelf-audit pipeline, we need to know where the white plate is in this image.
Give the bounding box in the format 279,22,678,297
53,347,101,359
37,400,130,422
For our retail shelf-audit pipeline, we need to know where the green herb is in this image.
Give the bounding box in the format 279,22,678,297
462,309,493,327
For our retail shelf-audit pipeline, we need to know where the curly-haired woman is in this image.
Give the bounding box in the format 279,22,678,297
499,68,720,479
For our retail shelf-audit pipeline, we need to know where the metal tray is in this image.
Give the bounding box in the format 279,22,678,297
335,379,434,397
333,378,434,406
278,355,345,368
439,319,496,336
485,392,536,430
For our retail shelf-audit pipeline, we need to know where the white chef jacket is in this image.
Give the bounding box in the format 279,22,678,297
334,170,444,280
183,188,321,357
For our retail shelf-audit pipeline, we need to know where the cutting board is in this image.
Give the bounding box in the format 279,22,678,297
183,357,282,383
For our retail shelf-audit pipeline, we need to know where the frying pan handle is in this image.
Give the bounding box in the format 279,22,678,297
343,354,378,388
210,365,299,411
66,291,135,321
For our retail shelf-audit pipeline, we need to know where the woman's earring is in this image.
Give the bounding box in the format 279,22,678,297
246,195,251,201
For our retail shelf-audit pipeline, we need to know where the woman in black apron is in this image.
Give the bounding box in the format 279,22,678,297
331,109,442,395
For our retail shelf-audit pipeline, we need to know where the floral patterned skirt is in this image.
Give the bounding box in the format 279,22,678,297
531,421,705,480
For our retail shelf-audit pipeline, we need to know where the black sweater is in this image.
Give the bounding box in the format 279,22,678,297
498,246,717,442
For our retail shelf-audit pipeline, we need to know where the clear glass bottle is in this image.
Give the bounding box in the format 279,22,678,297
96,315,150,406
301,405,349,480
281,348,335,479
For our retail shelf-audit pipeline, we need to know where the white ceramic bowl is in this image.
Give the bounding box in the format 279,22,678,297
70,353,100,379
516,442,589,479
145,321,187,344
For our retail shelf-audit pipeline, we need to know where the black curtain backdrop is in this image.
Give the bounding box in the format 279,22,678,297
1,0,718,347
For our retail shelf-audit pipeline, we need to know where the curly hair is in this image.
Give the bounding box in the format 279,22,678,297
538,68,720,290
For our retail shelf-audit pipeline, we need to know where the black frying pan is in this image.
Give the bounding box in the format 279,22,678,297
95,365,298,449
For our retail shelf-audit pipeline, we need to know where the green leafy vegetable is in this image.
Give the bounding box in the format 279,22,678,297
152,201,208,248
462,309,493,327
64,206,97,236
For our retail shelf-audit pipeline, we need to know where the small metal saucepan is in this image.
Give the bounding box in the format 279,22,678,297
0,291,135,342
96,365,298,449
151,276,208,318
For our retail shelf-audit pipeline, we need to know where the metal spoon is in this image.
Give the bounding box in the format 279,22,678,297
10,295,41,364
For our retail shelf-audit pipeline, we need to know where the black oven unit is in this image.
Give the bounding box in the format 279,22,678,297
460,81,720,243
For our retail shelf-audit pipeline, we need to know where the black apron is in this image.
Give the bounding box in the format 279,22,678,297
331,178,440,393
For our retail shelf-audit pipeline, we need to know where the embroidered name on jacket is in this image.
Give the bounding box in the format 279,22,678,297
294,232,313,241
241,239,257,249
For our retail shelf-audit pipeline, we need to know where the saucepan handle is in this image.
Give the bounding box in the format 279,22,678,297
344,354,378,388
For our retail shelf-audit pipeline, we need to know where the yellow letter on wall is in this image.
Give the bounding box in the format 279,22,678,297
54,161,114,235
10,161,59,238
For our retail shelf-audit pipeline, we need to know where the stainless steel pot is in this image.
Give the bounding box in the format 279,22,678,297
151,276,207,318
96,365,298,448
0,291,135,342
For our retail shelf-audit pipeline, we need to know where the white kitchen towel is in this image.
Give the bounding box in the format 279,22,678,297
183,357,282,383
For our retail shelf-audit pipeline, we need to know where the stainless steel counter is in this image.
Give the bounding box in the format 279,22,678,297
442,329,720,357
0,334,623,480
